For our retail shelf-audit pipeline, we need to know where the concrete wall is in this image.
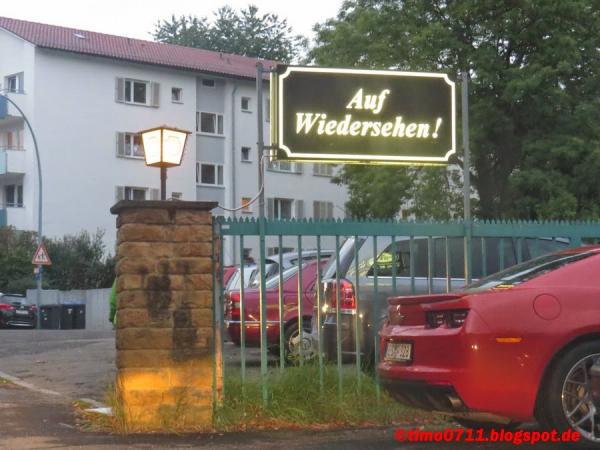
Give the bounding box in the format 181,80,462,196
26,288,112,331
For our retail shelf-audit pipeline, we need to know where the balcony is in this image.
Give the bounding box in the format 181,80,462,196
0,147,26,176
0,206,28,229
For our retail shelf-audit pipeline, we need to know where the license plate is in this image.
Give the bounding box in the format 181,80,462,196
15,310,29,316
385,342,412,362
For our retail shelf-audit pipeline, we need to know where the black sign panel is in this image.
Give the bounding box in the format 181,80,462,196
271,66,456,164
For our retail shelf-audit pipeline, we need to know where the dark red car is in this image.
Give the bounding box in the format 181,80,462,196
378,246,600,446
225,260,326,361
0,295,37,328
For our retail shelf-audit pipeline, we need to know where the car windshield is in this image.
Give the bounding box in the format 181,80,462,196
465,249,596,292
264,265,301,289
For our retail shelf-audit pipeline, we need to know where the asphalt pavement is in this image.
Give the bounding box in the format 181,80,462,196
0,330,571,449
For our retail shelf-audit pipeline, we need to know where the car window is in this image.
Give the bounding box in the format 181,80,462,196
324,237,365,280
525,237,569,259
466,250,596,292
265,265,301,289
365,238,428,278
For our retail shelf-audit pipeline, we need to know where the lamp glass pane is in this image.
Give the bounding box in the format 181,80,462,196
162,129,187,165
142,129,162,165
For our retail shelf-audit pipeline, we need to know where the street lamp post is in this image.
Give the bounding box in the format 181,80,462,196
139,125,191,200
0,93,44,328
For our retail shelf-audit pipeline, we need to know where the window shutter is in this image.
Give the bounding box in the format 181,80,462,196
267,198,274,219
313,201,319,219
150,188,160,200
17,72,24,93
115,78,125,102
327,202,334,219
295,199,304,219
115,186,125,202
151,82,160,107
116,132,125,156
294,162,304,174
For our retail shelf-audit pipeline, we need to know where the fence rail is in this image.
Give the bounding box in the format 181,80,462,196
212,217,600,407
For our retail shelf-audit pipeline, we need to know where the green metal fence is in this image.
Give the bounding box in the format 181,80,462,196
212,217,600,406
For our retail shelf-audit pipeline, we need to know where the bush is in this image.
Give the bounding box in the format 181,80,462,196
0,227,115,294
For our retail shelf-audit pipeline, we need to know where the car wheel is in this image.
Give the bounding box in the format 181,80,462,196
284,319,314,364
453,418,520,431
541,341,600,447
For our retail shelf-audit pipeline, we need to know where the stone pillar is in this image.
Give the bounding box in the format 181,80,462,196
110,200,218,431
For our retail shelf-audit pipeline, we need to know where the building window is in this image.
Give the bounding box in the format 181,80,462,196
115,186,159,201
196,162,224,186
269,160,304,174
125,187,146,200
6,75,18,93
241,146,251,162
241,97,251,112
313,201,334,219
268,198,293,219
4,184,23,207
265,97,270,122
116,132,144,158
197,112,224,135
201,78,215,88
116,78,159,106
313,163,334,177
171,87,182,103
267,247,295,256
171,192,182,200
124,79,149,105
241,197,252,213
3,129,23,150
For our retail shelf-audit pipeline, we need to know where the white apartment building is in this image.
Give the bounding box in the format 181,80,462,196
0,17,348,264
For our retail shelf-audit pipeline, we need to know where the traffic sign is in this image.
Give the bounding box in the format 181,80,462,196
32,242,52,266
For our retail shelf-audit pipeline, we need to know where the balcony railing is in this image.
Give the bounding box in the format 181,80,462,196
0,147,26,175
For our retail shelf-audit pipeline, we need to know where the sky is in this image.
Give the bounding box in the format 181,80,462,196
2,0,344,42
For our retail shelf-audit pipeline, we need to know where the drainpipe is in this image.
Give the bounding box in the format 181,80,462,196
230,82,238,264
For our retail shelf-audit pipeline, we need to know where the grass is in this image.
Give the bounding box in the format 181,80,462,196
0,377,13,386
214,364,441,431
74,383,129,433
77,364,445,433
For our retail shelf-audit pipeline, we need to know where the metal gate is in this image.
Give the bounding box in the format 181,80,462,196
211,217,600,407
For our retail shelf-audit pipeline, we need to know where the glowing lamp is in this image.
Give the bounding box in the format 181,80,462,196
139,125,191,200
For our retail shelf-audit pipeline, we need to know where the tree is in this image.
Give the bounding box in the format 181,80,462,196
313,0,600,220
0,227,115,294
0,227,37,293
153,5,308,63
44,230,116,291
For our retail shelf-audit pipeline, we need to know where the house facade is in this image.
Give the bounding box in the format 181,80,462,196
0,17,348,264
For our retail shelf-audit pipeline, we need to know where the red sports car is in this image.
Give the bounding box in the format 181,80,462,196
378,246,600,446
225,260,327,361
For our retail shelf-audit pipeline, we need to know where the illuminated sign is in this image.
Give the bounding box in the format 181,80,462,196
271,66,456,165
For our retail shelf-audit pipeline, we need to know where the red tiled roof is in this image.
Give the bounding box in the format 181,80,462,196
0,16,277,80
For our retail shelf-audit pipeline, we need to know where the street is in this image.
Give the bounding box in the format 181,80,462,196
0,329,569,449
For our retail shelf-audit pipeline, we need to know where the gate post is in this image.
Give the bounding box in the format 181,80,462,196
110,200,218,431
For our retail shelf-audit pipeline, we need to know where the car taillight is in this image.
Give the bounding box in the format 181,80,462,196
426,309,469,328
327,279,356,311
0,304,15,311
225,292,240,318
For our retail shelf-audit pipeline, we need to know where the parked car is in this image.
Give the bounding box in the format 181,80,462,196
225,264,258,292
222,265,237,288
225,259,328,361
313,236,569,367
378,245,600,446
246,250,334,288
0,293,37,328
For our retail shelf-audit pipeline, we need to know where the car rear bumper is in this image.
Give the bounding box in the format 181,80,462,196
379,378,466,412
378,319,539,422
